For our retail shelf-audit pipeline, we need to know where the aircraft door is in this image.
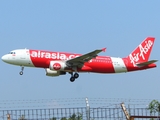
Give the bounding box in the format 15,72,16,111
19,49,33,66
20,50,26,59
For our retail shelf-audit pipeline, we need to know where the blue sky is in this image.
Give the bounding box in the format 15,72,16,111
0,1,160,108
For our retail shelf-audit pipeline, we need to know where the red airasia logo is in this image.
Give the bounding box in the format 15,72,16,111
53,63,61,70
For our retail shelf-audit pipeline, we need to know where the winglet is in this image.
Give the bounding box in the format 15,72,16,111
102,48,106,52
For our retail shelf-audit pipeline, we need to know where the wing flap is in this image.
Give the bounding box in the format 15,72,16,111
136,60,158,67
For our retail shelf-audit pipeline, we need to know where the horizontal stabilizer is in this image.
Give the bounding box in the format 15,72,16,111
136,60,158,67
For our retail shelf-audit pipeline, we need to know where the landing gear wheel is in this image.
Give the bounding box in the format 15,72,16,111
70,77,75,82
19,66,24,75
19,71,23,75
74,73,79,79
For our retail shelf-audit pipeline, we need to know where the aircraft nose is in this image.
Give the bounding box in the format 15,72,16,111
1,55,8,62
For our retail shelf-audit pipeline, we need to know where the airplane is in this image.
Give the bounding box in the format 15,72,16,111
1,37,158,82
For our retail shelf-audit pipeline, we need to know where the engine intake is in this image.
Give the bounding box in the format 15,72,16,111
49,61,67,71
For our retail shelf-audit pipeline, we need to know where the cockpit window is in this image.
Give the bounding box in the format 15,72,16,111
9,52,16,54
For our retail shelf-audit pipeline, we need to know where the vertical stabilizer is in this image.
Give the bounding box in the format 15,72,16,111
126,37,155,66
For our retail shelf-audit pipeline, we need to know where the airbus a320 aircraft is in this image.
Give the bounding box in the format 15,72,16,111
1,37,158,82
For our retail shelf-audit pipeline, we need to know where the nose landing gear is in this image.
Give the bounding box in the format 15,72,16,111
19,66,24,75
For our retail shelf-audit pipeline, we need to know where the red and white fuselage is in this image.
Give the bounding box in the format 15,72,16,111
1,37,157,82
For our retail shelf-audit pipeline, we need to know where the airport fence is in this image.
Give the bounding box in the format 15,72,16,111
0,107,159,120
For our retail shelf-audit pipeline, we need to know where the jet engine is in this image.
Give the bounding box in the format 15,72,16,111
49,61,67,71
45,68,66,77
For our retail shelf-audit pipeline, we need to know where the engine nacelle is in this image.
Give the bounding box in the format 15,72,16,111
45,68,66,77
49,61,67,71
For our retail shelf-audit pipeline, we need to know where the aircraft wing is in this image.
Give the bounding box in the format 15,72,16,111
66,48,106,68
136,60,158,67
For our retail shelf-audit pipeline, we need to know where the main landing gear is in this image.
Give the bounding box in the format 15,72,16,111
69,72,79,82
19,66,24,75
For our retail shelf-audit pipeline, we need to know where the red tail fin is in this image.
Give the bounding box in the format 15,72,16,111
126,37,155,66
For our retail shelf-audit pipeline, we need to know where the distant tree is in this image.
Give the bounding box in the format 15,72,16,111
68,113,76,120
50,113,82,120
148,100,160,115
148,100,160,120
18,115,27,120
68,113,82,120
76,113,83,120
50,117,57,120
61,117,68,120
